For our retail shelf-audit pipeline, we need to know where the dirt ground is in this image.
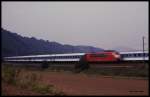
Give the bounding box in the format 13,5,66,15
2,82,43,96
40,71,148,96
2,71,149,96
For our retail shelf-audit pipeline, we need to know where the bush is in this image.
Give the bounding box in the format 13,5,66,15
2,65,65,95
32,84,54,94
17,72,38,89
2,65,20,84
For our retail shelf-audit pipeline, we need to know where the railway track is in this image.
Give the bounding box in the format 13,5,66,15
3,60,147,69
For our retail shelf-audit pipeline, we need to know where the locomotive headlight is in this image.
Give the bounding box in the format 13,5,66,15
115,55,120,58
113,53,120,58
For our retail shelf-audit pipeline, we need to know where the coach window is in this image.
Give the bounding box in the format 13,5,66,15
129,54,132,57
125,54,128,57
69,56,72,59
128,54,131,57
133,54,137,57
137,53,141,57
65,56,67,59
122,54,125,57
135,54,138,57
147,53,149,57
66,56,68,59
64,56,67,59
145,53,148,57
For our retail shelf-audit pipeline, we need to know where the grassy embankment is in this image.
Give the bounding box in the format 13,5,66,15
2,64,65,96
46,63,149,78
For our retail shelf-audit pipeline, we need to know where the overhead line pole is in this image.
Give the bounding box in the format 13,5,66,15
142,36,145,63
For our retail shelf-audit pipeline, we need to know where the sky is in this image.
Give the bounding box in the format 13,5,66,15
2,2,149,50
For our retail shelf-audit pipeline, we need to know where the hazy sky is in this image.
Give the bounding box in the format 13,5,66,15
2,2,148,50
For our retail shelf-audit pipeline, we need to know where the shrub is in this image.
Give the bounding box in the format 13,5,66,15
32,84,54,94
17,72,38,89
2,65,20,85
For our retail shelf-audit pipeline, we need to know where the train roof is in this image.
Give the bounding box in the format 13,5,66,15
119,51,149,54
4,53,85,58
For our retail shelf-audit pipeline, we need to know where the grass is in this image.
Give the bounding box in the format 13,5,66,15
44,62,149,78
81,65,149,78
2,65,20,85
2,64,65,95
31,84,54,94
39,62,149,78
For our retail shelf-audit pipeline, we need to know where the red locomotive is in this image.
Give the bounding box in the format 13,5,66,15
83,50,121,63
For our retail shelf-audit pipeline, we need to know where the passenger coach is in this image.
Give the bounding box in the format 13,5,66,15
119,51,149,61
3,53,85,62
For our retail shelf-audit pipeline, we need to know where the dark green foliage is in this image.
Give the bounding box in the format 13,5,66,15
32,84,53,94
82,64,149,77
2,65,65,95
2,65,21,84
1,28,104,57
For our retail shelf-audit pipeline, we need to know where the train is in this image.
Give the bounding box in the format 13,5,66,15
3,50,149,63
82,50,121,63
119,51,149,62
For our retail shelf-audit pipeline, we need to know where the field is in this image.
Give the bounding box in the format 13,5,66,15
2,62,149,96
